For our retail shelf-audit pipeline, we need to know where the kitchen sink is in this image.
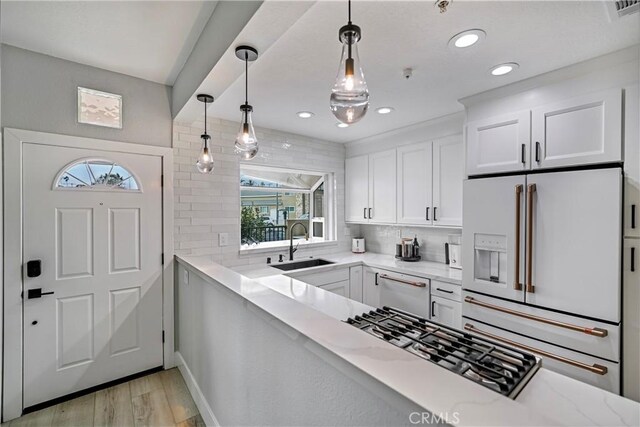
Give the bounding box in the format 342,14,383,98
271,258,335,271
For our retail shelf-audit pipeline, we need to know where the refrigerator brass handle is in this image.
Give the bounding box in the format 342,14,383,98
464,323,608,375
514,185,523,291
526,184,536,293
378,274,426,288
464,296,608,337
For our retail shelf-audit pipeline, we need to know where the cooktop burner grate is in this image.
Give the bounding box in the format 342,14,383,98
345,306,540,398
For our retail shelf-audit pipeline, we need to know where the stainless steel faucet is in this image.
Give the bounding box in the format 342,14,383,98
289,222,308,261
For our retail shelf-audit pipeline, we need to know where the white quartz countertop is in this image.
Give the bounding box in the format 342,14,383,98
233,251,463,284
176,254,640,427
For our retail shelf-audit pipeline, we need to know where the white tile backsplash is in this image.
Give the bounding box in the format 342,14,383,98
358,225,462,264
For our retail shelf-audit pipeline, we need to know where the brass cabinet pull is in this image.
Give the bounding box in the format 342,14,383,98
464,296,608,337
526,184,536,293
464,323,608,375
514,185,523,291
379,273,426,288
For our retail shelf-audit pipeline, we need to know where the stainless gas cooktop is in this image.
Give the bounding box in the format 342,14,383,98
346,306,540,398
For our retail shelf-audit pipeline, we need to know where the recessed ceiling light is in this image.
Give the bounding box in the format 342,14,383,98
490,62,519,76
297,111,314,119
448,29,486,49
336,123,349,128
376,107,394,115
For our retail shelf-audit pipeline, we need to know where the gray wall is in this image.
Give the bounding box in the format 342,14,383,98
1,45,172,147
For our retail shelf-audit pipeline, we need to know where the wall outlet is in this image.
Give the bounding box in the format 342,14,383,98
394,229,402,239
219,233,229,247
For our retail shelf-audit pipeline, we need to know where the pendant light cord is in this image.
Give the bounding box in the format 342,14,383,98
347,0,353,60
245,53,249,107
204,100,208,135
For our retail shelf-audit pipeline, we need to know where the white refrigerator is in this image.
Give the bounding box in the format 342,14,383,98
462,167,622,392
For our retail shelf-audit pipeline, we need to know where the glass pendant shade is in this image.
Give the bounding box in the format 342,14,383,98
330,32,369,124
234,105,258,156
236,145,258,160
196,135,214,174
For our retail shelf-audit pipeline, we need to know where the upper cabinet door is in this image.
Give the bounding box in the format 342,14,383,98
531,88,622,170
433,136,463,227
368,149,397,223
466,110,531,176
345,155,369,223
397,142,432,225
624,84,639,238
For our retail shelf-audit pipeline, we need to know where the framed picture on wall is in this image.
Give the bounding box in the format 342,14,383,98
77,87,122,129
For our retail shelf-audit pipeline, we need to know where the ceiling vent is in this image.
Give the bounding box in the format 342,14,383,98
607,0,639,20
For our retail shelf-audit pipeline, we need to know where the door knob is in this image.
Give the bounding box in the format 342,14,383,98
27,288,54,299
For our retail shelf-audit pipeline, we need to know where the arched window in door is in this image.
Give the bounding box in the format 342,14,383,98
55,158,141,191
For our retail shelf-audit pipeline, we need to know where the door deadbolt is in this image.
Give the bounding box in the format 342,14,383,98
26,260,42,278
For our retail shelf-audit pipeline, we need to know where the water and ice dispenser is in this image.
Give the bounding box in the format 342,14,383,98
473,234,507,285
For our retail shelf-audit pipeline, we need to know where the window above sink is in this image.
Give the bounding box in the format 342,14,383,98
240,164,336,251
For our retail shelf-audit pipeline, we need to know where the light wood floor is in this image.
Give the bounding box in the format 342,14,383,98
5,368,204,427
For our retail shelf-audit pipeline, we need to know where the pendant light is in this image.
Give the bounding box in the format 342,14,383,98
234,45,259,160
330,0,369,125
196,94,215,174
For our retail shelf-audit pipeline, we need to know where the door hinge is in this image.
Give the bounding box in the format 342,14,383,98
161,253,165,265
162,330,165,343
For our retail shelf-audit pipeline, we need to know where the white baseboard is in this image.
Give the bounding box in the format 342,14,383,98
175,351,219,426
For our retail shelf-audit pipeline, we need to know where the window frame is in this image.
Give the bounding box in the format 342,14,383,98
239,164,336,251
52,157,142,193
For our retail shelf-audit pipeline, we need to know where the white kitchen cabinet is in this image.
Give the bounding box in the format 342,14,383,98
349,266,363,303
430,296,461,329
345,150,396,224
319,280,350,298
345,155,369,222
466,110,531,176
368,149,397,224
532,88,622,170
624,84,639,238
623,238,639,402
397,142,432,225
433,136,464,227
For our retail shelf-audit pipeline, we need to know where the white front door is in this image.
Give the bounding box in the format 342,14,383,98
22,143,163,408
